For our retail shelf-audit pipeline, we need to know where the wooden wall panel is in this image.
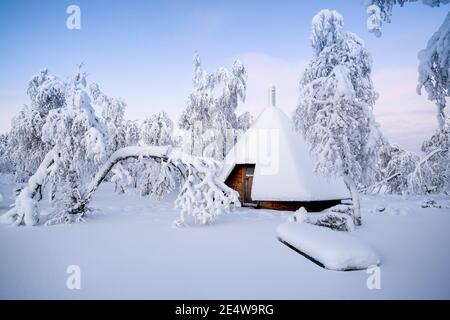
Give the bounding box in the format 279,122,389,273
257,200,342,212
225,165,246,203
225,164,343,212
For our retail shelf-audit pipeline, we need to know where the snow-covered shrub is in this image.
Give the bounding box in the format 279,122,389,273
421,199,442,208
316,205,355,232
315,212,355,232
294,10,383,226
289,205,354,232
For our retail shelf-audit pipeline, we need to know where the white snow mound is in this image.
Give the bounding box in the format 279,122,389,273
277,222,380,271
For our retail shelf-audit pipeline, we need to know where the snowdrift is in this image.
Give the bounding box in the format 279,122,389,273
277,222,380,271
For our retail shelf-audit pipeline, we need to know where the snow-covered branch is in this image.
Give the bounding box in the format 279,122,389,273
80,146,239,226
77,146,173,213
363,1,449,36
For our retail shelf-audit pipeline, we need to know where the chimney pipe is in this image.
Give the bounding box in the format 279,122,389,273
269,85,276,107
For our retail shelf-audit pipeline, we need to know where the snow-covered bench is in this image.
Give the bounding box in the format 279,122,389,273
277,222,380,271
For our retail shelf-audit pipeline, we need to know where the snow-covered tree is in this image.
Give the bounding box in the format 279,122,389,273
7,69,66,181
124,120,141,146
1,146,238,227
90,83,127,155
141,111,174,146
117,120,142,189
236,112,253,132
417,12,450,130
408,117,450,193
362,3,449,193
207,60,247,160
40,66,107,224
179,53,215,156
27,69,67,113
0,133,13,174
111,163,133,194
374,143,420,194
1,65,108,226
363,0,449,36
179,53,248,160
0,70,239,227
139,111,178,198
294,10,383,226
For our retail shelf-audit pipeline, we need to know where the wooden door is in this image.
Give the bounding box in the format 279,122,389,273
243,165,255,205
244,176,253,203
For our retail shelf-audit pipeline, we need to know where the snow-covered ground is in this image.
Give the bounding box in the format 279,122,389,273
1,176,450,299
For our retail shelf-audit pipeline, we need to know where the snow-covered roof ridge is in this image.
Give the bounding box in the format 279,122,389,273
220,106,350,202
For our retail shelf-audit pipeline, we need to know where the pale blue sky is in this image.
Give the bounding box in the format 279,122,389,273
0,0,448,153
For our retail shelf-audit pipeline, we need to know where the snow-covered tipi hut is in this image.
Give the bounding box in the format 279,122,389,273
220,87,350,212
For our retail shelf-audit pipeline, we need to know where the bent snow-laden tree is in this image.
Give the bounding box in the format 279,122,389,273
0,149,57,226
294,10,383,226
0,145,239,227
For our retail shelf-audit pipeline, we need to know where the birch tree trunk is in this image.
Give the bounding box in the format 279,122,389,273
436,103,446,131
344,175,362,226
